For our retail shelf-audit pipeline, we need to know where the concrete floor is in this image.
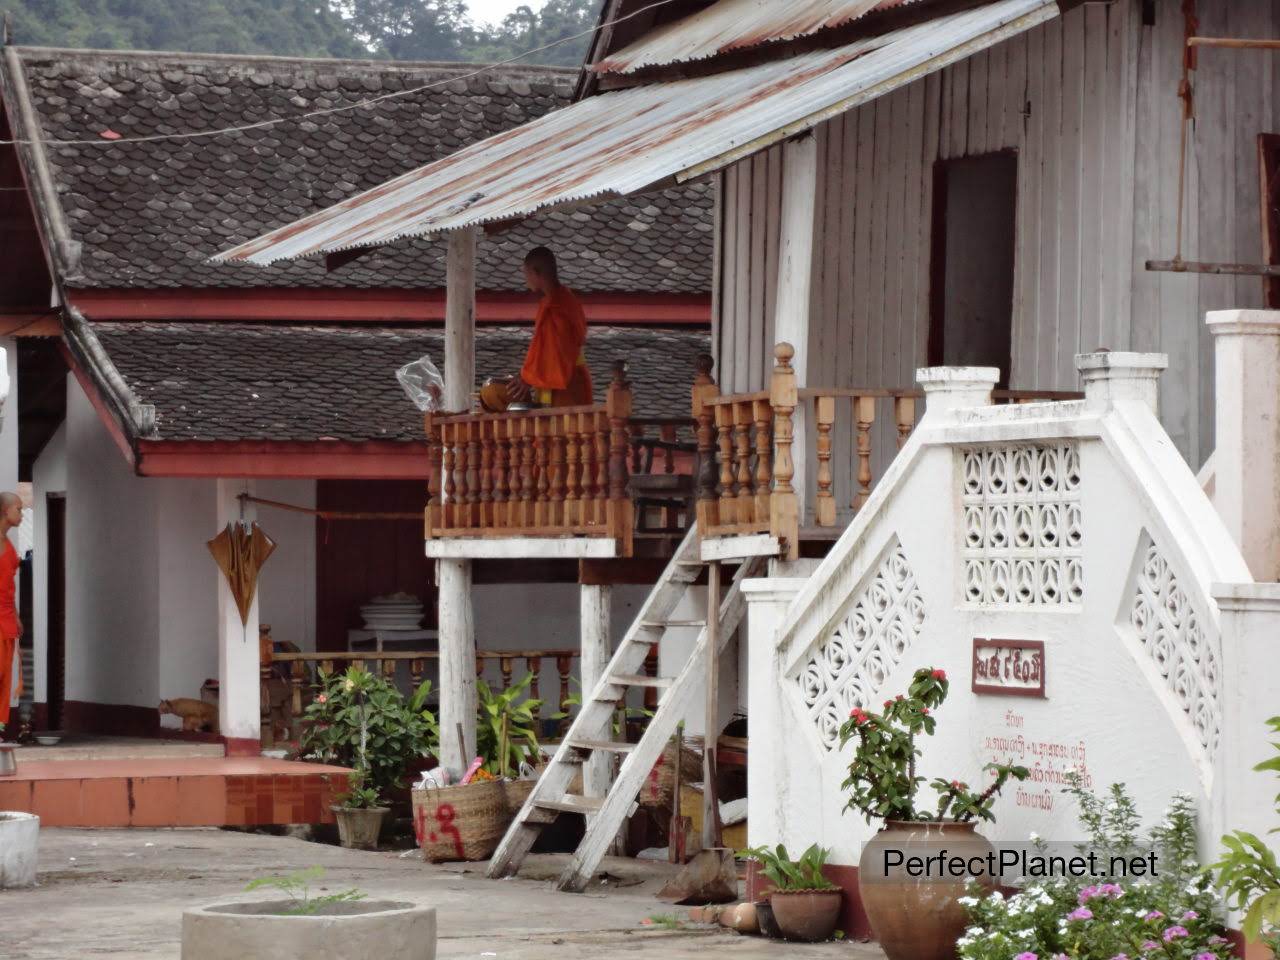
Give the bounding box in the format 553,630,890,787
0,828,886,959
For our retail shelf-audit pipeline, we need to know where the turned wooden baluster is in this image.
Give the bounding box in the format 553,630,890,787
453,424,470,528
815,395,836,526
629,422,644,474
442,423,456,529
499,655,514,693
534,416,551,528
548,418,565,528
556,654,574,714
594,410,609,526
660,423,678,474
493,419,509,528
520,417,536,528
752,398,772,523
479,420,494,529
425,417,443,536
716,402,736,525
381,657,396,682
770,343,799,560
579,413,597,524
506,419,522,529
291,660,305,719
527,656,542,720
466,423,481,527
854,394,876,510
691,354,720,529
734,401,754,523
895,396,916,450
564,412,581,527
606,361,633,552
410,658,426,689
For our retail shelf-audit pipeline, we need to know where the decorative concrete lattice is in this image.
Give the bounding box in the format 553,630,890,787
794,539,926,751
961,443,1083,605
1126,536,1221,760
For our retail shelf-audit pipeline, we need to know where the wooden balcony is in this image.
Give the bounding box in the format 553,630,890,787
694,343,1083,560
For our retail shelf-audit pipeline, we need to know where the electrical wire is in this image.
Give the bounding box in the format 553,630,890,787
0,0,679,148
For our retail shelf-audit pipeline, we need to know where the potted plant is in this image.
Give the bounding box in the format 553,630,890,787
840,666,1028,960
182,867,436,960
332,767,389,851
741,843,842,942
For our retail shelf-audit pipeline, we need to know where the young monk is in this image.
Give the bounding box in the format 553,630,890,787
0,492,23,730
504,246,593,408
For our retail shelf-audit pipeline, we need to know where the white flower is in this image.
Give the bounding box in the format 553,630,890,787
1029,831,1041,842
958,896,979,907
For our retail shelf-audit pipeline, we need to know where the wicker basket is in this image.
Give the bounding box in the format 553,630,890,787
411,779,511,863
638,740,702,810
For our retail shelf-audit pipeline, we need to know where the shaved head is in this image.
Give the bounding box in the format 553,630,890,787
0,493,19,510
523,246,559,282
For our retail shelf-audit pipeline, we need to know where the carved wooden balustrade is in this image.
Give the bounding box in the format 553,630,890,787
424,362,634,554
693,344,1085,557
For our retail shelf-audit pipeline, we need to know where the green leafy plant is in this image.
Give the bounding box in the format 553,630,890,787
299,666,438,797
740,843,837,892
1210,715,1280,951
244,867,365,916
476,673,542,779
839,666,1028,823
335,765,383,810
553,677,654,737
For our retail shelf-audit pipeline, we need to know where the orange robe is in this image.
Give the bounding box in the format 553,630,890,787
0,537,21,727
520,286,593,407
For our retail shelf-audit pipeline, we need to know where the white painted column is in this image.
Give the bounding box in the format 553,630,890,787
916,366,998,415
773,134,817,518
438,227,478,777
1075,350,1168,415
741,578,806,852
1206,311,1280,582
1211,583,1280,945
579,584,611,796
215,478,260,745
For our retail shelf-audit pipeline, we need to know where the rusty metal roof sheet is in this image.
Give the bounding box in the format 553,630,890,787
594,0,921,76
216,0,1056,267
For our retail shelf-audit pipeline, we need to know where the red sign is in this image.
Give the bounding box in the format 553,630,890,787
971,639,1046,698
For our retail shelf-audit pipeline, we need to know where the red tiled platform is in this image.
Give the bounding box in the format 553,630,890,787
0,758,348,828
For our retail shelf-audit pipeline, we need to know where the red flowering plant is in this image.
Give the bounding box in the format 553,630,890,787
839,666,1028,823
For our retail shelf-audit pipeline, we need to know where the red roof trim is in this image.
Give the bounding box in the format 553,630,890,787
67,288,710,325
134,439,432,480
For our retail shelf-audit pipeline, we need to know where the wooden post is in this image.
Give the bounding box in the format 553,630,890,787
437,557,476,776
692,353,720,530
773,134,817,523
854,395,876,510
770,343,800,560
444,228,476,412
580,583,612,797
606,361,634,557
815,395,835,526
894,396,916,449
703,560,721,849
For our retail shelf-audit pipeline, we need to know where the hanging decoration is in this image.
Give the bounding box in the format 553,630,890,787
206,521,276,626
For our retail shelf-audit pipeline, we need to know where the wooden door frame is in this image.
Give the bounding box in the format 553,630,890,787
1257,133,1280,308
46,493,66,730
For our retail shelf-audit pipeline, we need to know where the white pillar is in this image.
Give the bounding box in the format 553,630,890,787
437,558,476,776
741,578,806,852
1211,583,1280,943
1206,311,1280,582
773,134,817,518
579,583,611,795
1075,350,1168,415
215,478,260,746
444,227,477,412
916,366,998,414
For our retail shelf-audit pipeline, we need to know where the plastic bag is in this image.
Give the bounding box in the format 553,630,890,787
396,354,445,412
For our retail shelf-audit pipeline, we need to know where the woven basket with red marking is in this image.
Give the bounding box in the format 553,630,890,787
411,779,510,863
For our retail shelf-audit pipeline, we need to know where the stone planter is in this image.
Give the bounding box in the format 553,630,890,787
858,820,995,960
0,811,39,888
332,806,389,851
0,743,16,776
769,889,843,942
182,899,435,960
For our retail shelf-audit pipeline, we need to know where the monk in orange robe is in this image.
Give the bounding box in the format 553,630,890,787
505,246,593,408
0,491,23,730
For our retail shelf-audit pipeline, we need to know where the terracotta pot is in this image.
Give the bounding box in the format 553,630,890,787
332,806,390,851
754,899,783,939
768,889,843,942
858,820,995,960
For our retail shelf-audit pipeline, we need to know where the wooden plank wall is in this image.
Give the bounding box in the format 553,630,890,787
713,0,1280,470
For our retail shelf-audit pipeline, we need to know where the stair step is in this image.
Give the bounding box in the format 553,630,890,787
608,673,673,689
568,738,637,754
534,795,604,815
639,619,706,629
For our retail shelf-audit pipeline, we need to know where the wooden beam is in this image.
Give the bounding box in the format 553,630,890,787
0,313,59,336
426,537,619,559
579,557,671,585
703,560,720,849
1187,37,1280,51
1146,259,1280,277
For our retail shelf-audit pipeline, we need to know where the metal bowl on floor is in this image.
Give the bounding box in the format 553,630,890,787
35,734,61,746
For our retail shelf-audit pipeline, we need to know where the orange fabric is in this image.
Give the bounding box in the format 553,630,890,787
520,286,590,392
0,537,19,725
549,363,593,407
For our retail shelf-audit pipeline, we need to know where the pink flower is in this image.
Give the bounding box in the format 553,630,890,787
1141,942,1158,953
1110,955,1130,960
932,669,947,680
922,707,931,716
1067,907,1093,921
1014,953,1038,960
1181,910,1198,920
1143,910,1164,922
1207,936,1229,946
884,699,894,708
1194,954,1218,960
1078,884,1099,904
316,694,327,704
1162,926,1189,942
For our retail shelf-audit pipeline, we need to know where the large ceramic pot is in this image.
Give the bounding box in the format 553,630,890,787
858,820,995,960
0,743,16,776
0,812,39,888
332,806,390,851
182,900,435,960
769,888,843,942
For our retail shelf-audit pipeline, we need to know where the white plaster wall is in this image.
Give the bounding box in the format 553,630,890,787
758,398,1253,867
255,479,317,652
31,421,66,704
64,378,160,708
155,479,218,701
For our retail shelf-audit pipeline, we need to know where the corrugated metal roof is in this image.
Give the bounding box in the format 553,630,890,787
216,0,1056,267
594,0,920,76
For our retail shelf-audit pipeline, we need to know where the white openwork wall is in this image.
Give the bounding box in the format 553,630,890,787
745,357,1255,868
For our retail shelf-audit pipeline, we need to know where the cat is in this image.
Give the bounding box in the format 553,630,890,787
158,698,218,733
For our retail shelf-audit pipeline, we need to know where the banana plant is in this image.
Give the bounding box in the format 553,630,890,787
476,673,542,779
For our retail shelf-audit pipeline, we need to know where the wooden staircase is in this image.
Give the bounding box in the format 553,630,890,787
486,524,761,892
